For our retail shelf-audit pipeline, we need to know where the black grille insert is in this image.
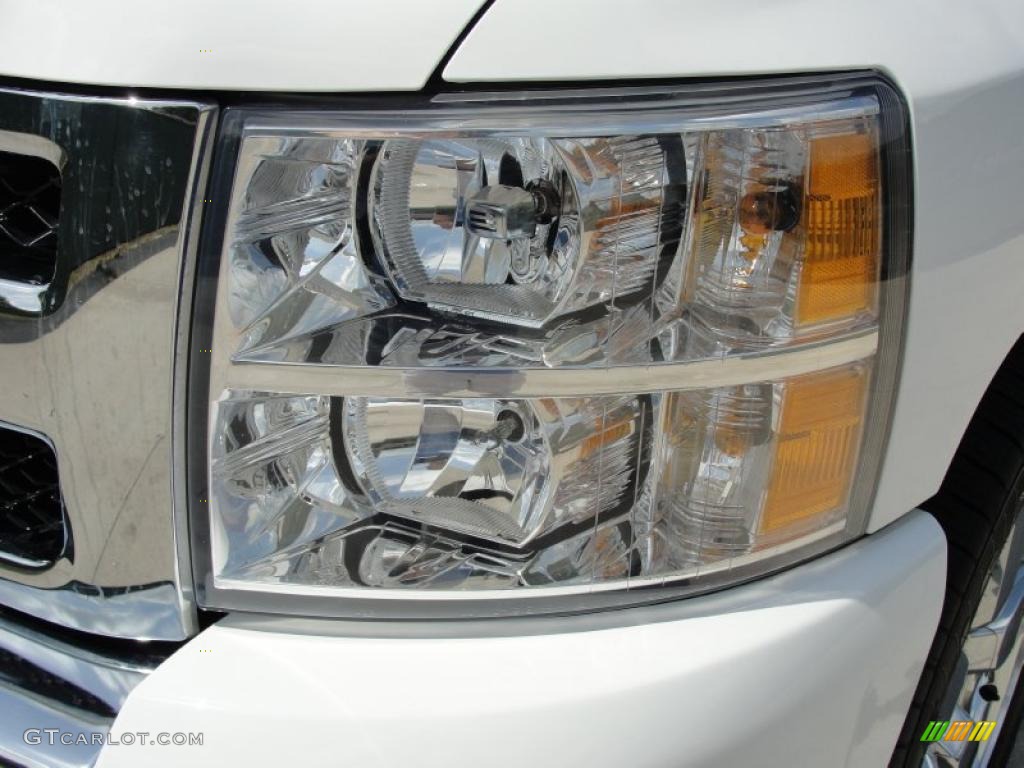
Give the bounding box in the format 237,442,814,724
0,426,70,569
0,150,61,286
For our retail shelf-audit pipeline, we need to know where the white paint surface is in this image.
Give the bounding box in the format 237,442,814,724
98,512,945,768
0,0,484,91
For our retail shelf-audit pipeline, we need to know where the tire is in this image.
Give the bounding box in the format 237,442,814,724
890,335,1024,767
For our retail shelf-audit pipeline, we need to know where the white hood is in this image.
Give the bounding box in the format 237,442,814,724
0,0,485,91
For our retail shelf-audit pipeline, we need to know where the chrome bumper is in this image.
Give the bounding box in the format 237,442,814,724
0,610,165,768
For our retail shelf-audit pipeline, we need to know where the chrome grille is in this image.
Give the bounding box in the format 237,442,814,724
0,83,215,768
0,86,215,640
0,648,114,717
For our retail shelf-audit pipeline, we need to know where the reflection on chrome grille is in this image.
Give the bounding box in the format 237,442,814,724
0,87,212,640
0,150,61,286
0,426,69,569
0,648,115,718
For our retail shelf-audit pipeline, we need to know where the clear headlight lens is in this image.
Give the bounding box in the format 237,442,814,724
193,76,910,616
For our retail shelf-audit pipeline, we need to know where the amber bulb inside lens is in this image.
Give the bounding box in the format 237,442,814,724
738,186,799,235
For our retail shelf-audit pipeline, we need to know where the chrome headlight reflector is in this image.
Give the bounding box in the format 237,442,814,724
192,76,910,616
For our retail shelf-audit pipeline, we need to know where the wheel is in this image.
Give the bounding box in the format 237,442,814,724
890,337,1024,768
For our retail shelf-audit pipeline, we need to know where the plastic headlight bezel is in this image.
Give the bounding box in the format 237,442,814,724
186,72,912,619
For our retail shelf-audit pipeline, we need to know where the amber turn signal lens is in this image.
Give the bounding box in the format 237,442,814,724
798,131,881,327
759,364,869,537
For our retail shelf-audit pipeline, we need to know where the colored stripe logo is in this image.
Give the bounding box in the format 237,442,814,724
921,721,996,742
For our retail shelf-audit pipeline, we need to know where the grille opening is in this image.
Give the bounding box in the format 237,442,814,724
0,426,70,569
0,150,61,286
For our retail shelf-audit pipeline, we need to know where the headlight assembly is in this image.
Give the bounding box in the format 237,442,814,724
189,74,911,617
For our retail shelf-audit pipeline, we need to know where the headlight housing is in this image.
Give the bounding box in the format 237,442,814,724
189,74,911,618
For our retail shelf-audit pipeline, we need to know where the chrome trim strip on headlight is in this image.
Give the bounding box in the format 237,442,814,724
222,329,878,398
237,95,879,137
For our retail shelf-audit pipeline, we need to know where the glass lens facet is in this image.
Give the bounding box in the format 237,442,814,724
209,361,868,593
